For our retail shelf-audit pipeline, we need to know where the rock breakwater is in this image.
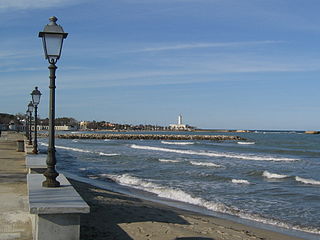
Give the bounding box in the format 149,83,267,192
56,133,245,141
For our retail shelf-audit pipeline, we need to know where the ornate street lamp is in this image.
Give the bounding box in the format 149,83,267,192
27,101,34,145
31,87,42,154
25,111,30,140
39,16,68,187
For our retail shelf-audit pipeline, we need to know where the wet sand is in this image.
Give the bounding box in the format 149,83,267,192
69,179,305,240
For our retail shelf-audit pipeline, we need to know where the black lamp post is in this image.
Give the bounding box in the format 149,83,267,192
39,16,68,188
27,101,34,145
31,87,42,154
25,111,30,140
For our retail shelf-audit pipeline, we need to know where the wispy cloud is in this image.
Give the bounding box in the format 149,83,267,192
132,41,283,53
0,0,81,10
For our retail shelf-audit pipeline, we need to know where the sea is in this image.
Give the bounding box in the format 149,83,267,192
39,131,320,239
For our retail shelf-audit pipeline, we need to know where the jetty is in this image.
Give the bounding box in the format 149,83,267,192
56,133,245,141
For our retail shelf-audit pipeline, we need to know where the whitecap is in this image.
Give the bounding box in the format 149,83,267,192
158,159,181,163
190,161,222,168
98,152,120,156
262,171,288,179
55,145,92,153
104,173,320,235
161,141,194,145
48,143,119,156
231,179,250,184
237,141,255,145
130,144,298,162
295,176,320,185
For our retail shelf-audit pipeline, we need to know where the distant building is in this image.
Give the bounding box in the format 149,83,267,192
33,125,78,131
169,114,188,130
55,125,78,131
79,121,88,130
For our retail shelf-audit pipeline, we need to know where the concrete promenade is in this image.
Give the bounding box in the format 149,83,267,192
0,132,33,240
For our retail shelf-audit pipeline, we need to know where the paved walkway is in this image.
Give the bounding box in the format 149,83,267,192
0,132,33,240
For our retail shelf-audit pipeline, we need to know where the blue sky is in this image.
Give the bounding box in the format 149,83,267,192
1,0,320,130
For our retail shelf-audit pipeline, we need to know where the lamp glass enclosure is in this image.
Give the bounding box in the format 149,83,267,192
28,102,34,112
31,87,42,106
42,33,64,62
39,16,68,64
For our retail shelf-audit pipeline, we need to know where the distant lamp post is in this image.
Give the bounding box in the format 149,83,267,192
27,101,34,145
25,111,30,140
39,16,68,188
31,87,42,154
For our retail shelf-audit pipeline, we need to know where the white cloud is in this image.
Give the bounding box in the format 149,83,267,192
133,41,283,53
0,0,80,10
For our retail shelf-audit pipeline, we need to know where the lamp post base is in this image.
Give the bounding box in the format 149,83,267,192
42,179,60,188
42,170,60,187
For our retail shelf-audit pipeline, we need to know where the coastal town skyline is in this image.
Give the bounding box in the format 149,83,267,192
1,1,320,130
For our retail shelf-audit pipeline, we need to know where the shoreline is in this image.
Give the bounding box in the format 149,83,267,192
69,177,307,240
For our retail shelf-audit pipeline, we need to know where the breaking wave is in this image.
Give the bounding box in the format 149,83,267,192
237,141,255,145
159,159,181,163
40,143,119,156
130,144,298,162
190,161,222,168
295,176,320,185
263,171,288,179
105,173,320,235
161,141,194,145
231,179,251,184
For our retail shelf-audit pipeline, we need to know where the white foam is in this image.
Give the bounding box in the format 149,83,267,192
231,179,250,184
55,145,92,153
263,171,288,179
130,144,298,162
79,168,87,171
107,174,228,212
42,143,119,157
98,152,120,156
72,139,79,142
161,141,194,145
104,173,320,234
237,141,255,145
190,161,222,168
295,176,320,185
159,159,181,163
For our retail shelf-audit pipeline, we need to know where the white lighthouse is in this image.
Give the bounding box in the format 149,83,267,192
178,114,183,125
169,114,188,130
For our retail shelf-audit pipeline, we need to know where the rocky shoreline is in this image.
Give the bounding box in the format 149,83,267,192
55,133,245,141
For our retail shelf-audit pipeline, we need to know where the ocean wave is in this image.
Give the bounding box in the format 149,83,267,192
295,176,320,185
189,161,222,168
99,152,120,156
107,174,228,212
40,143,119,156
262,171,288,179
159,159,181,163
237,141,255,145
55,145,93,153
231,179,251,184
105,173,320,235
130,144,298,162
161,141,194,145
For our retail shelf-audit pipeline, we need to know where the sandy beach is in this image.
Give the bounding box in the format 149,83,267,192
69,179,305,240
